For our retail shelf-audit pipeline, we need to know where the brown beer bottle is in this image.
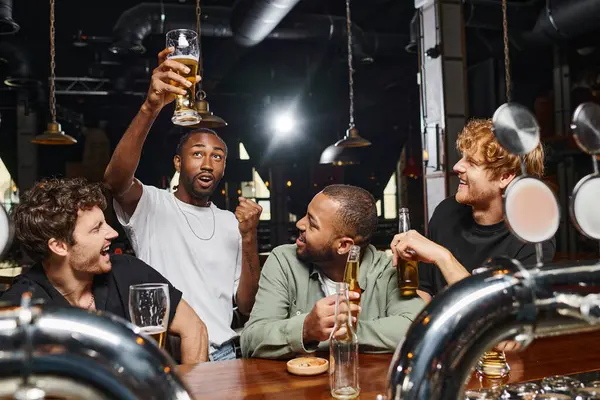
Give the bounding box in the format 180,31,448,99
343,245,361,307
398,208,419,296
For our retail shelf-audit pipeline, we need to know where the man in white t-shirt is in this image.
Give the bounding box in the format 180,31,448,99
103,47,262,361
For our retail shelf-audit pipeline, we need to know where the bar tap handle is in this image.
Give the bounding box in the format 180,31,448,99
556,293,600,324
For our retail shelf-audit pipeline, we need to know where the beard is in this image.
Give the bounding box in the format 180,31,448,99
180,172,218,200
456,184,497,208
297,239,336,264
69,246,109,274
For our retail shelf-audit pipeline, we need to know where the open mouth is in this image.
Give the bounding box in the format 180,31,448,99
197,174,215,189
296,234,306,247
459,178,467,186
100,245,110,257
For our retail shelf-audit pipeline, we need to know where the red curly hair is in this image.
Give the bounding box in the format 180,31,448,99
456,119,545,180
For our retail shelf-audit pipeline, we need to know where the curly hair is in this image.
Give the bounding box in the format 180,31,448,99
456,119,545,179
12,177,107,262
322,184,378,247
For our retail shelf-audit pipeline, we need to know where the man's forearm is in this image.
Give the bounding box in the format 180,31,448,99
357,315,416,353
179,319,209,364
241,313,314,359
435,251,470,286
236,233,261,315
103,102,158,195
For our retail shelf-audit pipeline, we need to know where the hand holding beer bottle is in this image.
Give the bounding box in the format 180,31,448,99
392,208,419,297
343,245,361,307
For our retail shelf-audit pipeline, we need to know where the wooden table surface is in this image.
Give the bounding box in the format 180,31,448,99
179,330,600,399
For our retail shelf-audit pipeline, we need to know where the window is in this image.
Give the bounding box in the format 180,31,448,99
239,143,271,220
376,172,397,220
383,172,397,220
0,158,18,212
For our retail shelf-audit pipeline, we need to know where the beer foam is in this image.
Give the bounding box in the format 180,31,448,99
178,32,189,48
169,54,199,62
139,326,166,334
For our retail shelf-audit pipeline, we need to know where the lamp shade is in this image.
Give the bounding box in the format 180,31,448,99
189,98,227,129
334,127,371,148
32,122,77,145
320,144,362,165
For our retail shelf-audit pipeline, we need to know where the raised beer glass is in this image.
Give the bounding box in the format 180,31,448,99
166,29,201,126
129,283,170,349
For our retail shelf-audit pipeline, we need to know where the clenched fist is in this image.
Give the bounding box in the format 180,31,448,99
235,197,262,236
302,292,361,344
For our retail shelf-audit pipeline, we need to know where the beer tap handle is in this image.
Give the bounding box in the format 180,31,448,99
535,242,543,267
14,291,47,400
556,293,600,324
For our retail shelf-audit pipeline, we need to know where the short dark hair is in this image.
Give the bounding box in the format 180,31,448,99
321,184,378,246
175,128,228,156
12,177,107,262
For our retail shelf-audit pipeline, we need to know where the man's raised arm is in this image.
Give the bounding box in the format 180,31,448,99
103,47,200,216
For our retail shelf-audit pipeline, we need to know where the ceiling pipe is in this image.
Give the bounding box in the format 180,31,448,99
230,0,301,47
464,0,600,46
530,0,600,42
109,3,409,62
0,41,41,87
0,0,19,35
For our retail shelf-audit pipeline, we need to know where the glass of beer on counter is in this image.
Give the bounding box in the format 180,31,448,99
166,29,201,126
129,283,170,349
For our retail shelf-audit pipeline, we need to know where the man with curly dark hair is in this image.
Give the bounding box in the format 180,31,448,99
1,177,209,363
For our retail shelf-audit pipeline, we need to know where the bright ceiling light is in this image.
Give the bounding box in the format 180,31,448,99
273,113,295,135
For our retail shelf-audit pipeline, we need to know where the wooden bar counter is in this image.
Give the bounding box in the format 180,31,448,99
179,330,600,399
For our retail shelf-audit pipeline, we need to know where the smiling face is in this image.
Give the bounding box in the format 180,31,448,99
174,132,227,200
295,193,343,264
65,206,118,274
453,151,503,207
454,119,521,209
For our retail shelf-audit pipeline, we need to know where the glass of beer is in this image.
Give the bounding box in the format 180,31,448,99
166,29,201,126
476,349,510,379
129,283,170,349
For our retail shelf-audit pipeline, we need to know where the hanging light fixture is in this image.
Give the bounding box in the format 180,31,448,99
193,90,228,129
188,0,227,130
32,0,76,145
320,144,362,166
320,0,370,165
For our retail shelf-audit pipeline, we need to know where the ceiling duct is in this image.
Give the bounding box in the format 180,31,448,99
530,0,600,43
109,5,233,55
230,0,301,47
109,3,409,62
0,42,41,87
0,0,19,35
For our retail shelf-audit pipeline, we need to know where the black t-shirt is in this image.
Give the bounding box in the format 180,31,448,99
0,254,182,326
419,196,556,297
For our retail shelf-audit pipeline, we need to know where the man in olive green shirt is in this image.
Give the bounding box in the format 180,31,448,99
241,185,424,359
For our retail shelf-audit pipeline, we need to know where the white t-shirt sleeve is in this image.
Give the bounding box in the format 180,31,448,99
113,184,160,228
